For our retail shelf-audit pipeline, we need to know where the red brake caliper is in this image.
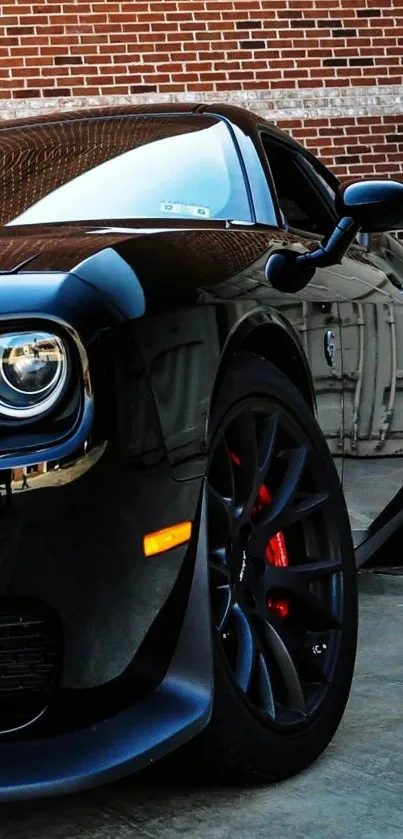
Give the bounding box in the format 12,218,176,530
230,452,290,620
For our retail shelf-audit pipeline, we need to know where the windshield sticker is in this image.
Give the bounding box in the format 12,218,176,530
160,201,210,219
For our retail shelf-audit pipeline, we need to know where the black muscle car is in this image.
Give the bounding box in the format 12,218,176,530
0,102,402,799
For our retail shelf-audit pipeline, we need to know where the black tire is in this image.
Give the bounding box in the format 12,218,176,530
195,351,358,782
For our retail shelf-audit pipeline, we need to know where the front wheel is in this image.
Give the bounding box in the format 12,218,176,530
202,352,357,781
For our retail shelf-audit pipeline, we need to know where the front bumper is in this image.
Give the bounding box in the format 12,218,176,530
0,409,212,798
0,484,212,800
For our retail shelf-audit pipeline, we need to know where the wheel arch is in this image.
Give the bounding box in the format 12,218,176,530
211,311,316,417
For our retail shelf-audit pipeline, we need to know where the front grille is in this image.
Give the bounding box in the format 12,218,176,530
0,598,62,733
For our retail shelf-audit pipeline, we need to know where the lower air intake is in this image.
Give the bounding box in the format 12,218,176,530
0,598,62,733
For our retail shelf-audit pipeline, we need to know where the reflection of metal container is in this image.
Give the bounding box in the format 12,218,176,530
341,300,403,455
278,287,403,457
273,300,344,455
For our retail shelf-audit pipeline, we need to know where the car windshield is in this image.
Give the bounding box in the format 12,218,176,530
4,114,252,226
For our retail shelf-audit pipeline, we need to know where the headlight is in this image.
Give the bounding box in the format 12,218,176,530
0,331,69,419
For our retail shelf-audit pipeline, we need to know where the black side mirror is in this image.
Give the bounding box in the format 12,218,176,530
266,178,403,293
337,179,403,233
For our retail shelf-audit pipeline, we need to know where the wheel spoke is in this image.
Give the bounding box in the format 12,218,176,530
262,621,306,714
300,641,330,684
209,554,231,583
212,437,235,501
291,587,340,630
271,446,309,517
250,461,329,556
232,603,255,693
215,585,233,631
292,491,330,522
208,484,231,521
265,613,329,686
287,557,342,583
210,543,233,630
257,411,279,476
207,485,231,550
256,652,276,718
252,446,308,536
263,562,340,630
228,409,259,513
263,557,342,589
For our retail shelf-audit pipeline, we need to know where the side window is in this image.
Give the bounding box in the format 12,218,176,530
261,135,336,237
301,156,338,205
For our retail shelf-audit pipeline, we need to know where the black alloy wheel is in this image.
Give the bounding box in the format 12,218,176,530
208,393,342,729
201,353,357,781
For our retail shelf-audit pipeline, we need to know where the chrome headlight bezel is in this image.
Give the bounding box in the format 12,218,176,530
0,331,70,420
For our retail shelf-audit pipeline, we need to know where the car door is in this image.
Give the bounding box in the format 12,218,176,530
259,131,403,548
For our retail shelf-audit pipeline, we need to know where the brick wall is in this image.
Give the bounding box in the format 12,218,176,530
0,1,402,180
276,110,403,179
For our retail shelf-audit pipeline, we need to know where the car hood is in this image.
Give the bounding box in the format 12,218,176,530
0,221,182,273
0,220,290,311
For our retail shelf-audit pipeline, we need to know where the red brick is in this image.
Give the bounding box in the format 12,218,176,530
270,79,297,88
98,85,130,94
70,86,99,95
298,78,327,87
0,0,399,182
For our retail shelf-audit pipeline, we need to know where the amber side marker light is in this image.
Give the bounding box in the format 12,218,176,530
143,521,192,557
